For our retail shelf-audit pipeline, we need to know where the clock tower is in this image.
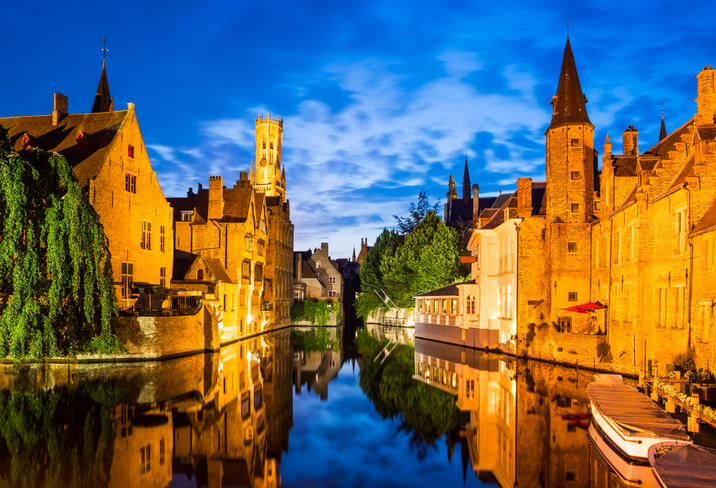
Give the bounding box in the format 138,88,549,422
254,113,286,200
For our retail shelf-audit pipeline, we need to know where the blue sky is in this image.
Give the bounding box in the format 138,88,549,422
3,1,716,257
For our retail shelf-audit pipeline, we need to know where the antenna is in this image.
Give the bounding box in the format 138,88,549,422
101,36,109,60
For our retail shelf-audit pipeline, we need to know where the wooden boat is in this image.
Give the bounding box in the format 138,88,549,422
649,441,716,488
587,374,691,461
587,422,659,488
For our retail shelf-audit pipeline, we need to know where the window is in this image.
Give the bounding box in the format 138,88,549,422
140,444,151,474
595,239,600,268
328,290,336,297
240,289,247,306
466,379,475,400
705,236,714,270
497,286,503,317
614,284,621,321
257,240,264,256
506,285,513,318
676,209,687,254
558,316,572,333
568,292,578,302
76,132,87,152
255,264,263,283
466,295,476,315
616,230,622,264
629,225,636,262
242,261,251,280
128,145,135,158
658,288,667,326
197,269,203,280
315,261,321,268
329,276,336,284
676,287,685,329
141,221,152,250
180,211,193,221
703,306,711,343
121,262,133,299
571,138,579,147
245,235,254,251
160,226,165,252
450,298,457,314
441,299,448,314
625,283,632,322
159,439,165,466
160,267,166,288
571,171,580,180
571,203,579,213
125,173,136,193
260,219,266,233
568,241,577,253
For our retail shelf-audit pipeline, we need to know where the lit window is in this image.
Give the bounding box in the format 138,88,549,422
76,132,87,152
160,226,165,252
466,295,476,314
128,145,134,158
260,219,266,233
140,221,152,250
121,262,133,299
245,235,254,251
242,261,251,280
160,267,166,288
676,210,687,254
180,211,193,222
125,174,136,193
329,276,336,284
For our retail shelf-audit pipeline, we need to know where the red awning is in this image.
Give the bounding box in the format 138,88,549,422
561,302,606,314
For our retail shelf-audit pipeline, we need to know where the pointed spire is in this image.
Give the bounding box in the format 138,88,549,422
249,160,255,184
92,60,113,113
462,156,471,200
352,246,356,261
660,115,667,141
548,38,591,130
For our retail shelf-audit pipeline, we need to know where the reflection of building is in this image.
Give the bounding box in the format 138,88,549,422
292,327,343,401
412,339,516,487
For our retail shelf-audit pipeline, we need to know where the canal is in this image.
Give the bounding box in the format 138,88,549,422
0,324,702,487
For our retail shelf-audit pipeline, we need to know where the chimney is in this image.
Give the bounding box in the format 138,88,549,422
696,66,716,125
295,253,302,280
52,93,68,126
472,184,480,221
208,176,224,220
622,125,638,156
321,243,329,255
517,178,533,218
604,134,612,157
198,183,203,192
187,187,194,197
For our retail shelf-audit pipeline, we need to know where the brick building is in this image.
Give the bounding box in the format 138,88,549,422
0,61,175,310
293,243,344,304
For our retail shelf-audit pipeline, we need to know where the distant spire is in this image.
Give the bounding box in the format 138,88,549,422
352,246,356,261
548,38,591,130
92,59,113,113
660,99,667,141
250,160,255,183
462,156,471,200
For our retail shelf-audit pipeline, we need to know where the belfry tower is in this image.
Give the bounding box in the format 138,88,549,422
254,114,286,200
545,38,598,319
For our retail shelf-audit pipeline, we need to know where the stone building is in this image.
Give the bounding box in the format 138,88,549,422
169,115,294,342
421,39,716,374
0,61,175,310
293,243,344,304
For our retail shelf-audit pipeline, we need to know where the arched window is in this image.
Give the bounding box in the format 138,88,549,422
197,269,204,280
466,295,476,314
262,140,266,149
270,141,274,150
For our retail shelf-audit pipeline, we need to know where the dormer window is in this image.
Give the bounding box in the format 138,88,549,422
76,131,87,152
21,133,33,150
180,210,193,221
128,145,134,158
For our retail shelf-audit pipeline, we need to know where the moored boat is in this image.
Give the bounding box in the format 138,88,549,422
588,422,659,488
587,374,691,461
649,441,716,488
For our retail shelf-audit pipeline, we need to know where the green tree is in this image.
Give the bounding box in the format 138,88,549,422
0,144,123,359
354,228,400,318
381,211,467,308
393,190,439,235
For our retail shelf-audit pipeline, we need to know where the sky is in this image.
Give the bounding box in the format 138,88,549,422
3,1,716,258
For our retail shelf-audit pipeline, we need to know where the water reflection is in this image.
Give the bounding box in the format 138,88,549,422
0,325,653,488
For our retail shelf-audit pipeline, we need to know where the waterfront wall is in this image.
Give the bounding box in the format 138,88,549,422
365,308,414,326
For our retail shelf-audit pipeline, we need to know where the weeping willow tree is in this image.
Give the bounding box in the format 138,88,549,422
0,129,123,359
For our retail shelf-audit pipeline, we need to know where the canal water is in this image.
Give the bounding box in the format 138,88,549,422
0,324,694,487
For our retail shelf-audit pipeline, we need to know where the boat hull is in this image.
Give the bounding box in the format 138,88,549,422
588,422,659,488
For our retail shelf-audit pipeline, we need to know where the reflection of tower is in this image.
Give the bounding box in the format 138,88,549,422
255,114,286,200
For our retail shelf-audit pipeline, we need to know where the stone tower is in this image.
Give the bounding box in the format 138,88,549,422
545,38,596,223
545,39,597,319
255,114,285,200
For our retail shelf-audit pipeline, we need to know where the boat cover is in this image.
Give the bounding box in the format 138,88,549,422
587,374,689,440
653,444,716,488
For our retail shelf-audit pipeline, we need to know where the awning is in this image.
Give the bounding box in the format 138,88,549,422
561,302,606,314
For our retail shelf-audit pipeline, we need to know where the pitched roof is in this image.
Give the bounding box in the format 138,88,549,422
447,196,498,223
414,280,475,298
480,192,516,230
612,156,638,177
0,110,128,186
204,257,233,284
659,115,667,141
547,38,592,130
692,196,716,236
92,60,112,113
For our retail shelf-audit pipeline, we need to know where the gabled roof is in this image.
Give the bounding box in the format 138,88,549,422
547,38,592,130
302,261,317,280
479,191,516,230
413,280,475,298
447,196,497,223
221,188,253,222
612,156,638,177
642,117,694,157
692,196,716,236
204,257,233,283
0,110,129,186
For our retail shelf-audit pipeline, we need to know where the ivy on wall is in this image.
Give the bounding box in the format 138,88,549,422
290,299,332,326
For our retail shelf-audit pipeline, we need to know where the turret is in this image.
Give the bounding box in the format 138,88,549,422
696,66,716,125
622,125,638,156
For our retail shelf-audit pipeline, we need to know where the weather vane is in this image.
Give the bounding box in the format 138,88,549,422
661,98,665,117
101,36,109,60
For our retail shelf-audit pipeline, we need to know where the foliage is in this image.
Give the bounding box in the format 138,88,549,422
597,340,612,363
393,190,440,235
0,382,121,488
380,211,468,308
290,327,339,352
355,329,458,460
0,146,123,359
354,229,401,319
655,378,716,425
673,347,696,374
290,299,332,326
